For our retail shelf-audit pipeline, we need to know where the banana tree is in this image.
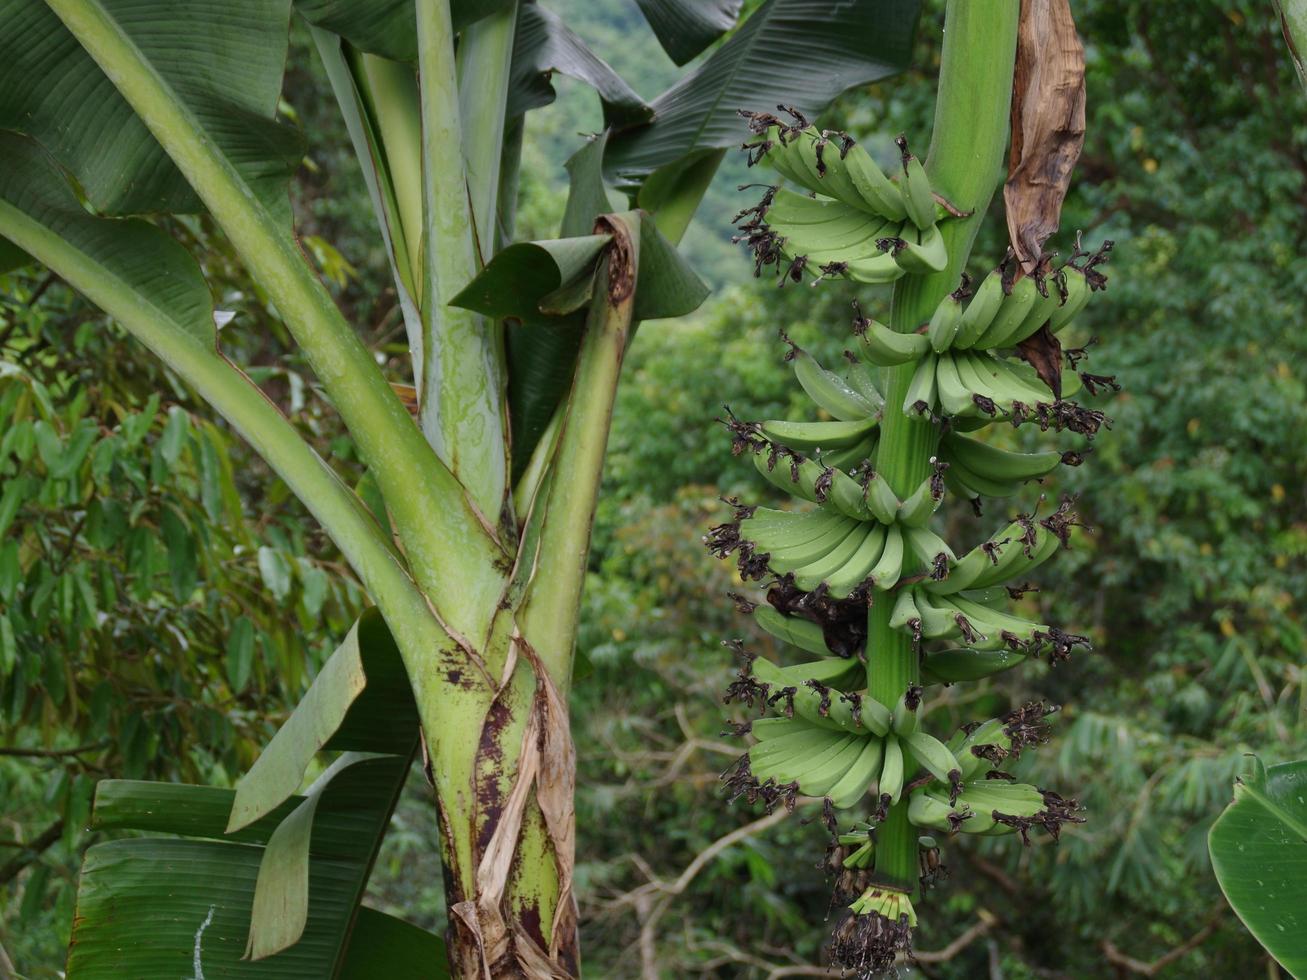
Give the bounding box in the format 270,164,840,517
0,0,921,973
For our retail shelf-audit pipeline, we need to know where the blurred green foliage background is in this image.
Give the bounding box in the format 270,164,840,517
2,1,1305,976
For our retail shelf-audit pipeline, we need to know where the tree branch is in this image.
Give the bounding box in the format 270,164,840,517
0,820,64,885
0,740,108,758
1101,907,1226,976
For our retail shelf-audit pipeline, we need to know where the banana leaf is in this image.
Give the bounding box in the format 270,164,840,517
296,0,514,62
66,760,444,978
632,0,743,66
65,611,435,976
603,0,921,186
509,3,652,127
1208,757,1307,977
0,0,302,222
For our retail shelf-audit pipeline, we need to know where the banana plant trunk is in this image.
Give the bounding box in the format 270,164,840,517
437,219,639,976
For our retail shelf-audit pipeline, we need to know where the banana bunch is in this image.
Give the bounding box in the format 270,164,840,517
734,494,944,597
718,106,1111,975
905,347,1086,424
743,668,968,811
854,261,1104,366
784,323,1074,500
849,260,1110,438
904,709,1084,842
735,110,952,285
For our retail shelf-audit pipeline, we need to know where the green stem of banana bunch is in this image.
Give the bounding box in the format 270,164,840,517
868,0,1020,892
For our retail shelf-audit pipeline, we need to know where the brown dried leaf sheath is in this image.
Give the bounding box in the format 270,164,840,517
1017,324,1064,399
1005,0,1086,276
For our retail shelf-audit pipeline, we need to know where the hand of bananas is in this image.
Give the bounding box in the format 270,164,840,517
735,107,952,285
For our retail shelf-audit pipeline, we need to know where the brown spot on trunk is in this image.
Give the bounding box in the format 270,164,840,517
475,698,515,854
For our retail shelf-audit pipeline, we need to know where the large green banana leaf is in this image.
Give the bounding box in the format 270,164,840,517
633,0,743,66
1208,757,1307,977
509,3,652,127
65,610,439,977
296,0,513,62
0,0,301,221
603,0,921,186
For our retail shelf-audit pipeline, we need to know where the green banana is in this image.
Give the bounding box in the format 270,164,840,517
921,647,1027,683
868,522,905,590
878,734,906,804
934,352,978,417
896,472,942,527
891,690,919,736
739,506,849,551
779,656,864,690
928,289,965,352
790,346,878,421
784,347,878,420
825,522,888,598
751,657,878,735
998,274,1062,347
753,450,810,502
754,730,856,783
972,274,1039,350
760,417,879,452
941,593,1050,646
749,715,811,740
863,471,904,524
908,787,960,831
753,605,834,656
763,518,860,573
888,586,921,631
955,267,1005,348
854,316,931,367
793,522,874,591
944,455,1026,498
921,517,1029,595
903,524,957,570
844,244,910,284
827,735,886,809
844,141,909,220
902,352,939,417
800,734,871,797
888,224,948,275
792,131,867,213
897,137,936,230
1049,264,1092,332
967,519,1060,590
825,468,879,522
912,590,968,641
954,351,1053,416
942,432,1061,483
903,730,962,783
818,432,879,471
842,359,886,412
